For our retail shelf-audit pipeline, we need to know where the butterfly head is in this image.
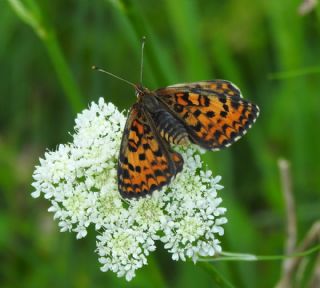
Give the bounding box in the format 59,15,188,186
135,84,150,100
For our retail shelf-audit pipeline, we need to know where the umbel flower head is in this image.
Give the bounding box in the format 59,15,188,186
32,98,227,281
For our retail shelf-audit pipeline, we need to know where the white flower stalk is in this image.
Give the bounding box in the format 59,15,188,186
32,98,227,281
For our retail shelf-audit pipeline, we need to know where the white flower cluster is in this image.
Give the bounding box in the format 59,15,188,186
32,98,227,281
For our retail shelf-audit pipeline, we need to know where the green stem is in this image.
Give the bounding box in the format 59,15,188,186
43,31,85,112
199,244,320,262
197,262,235,288
268,66,320,79
7,0,85,113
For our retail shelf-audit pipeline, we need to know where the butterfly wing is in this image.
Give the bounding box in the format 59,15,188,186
166,79,243,98
118,103,183,198
154,80,259,150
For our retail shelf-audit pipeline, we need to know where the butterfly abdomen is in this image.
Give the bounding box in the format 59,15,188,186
152,109,189,145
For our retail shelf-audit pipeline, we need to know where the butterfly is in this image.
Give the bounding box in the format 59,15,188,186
117,80,259,198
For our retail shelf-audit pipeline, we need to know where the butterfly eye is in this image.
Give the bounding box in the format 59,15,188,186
136,88,145,99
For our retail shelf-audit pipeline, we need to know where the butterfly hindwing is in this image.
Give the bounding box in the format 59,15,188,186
155,80,259,150
166,79,242,98
118,104,183,198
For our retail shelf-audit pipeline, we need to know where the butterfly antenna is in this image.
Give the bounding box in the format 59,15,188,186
140,36,146,84
92,65,136,88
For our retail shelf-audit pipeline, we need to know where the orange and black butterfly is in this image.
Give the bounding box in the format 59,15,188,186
116,81,259,198
93,40,259,198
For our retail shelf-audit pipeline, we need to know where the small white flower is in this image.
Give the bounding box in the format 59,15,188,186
32,98,227,281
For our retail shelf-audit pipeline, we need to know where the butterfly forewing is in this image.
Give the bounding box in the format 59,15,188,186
154,80,259,150
118,104,183,198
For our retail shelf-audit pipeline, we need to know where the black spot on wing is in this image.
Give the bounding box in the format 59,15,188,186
193,109,201,117
206,111,215,118
220,111,228,118
139,153,146,160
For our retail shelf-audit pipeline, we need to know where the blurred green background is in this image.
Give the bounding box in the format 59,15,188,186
1,0,320,287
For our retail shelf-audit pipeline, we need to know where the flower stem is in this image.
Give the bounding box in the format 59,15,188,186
146,255,167,288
